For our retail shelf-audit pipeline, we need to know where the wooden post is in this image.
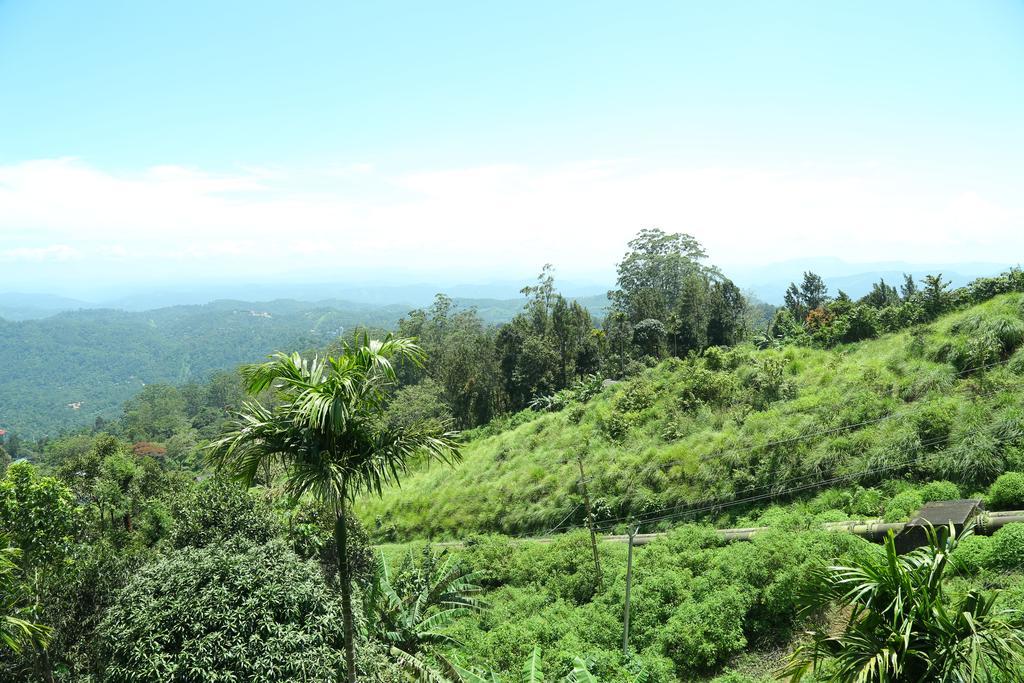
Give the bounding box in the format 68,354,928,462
577,453,603,588
623,522,638,657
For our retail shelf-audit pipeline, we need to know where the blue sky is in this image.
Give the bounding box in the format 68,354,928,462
1,1,1023,294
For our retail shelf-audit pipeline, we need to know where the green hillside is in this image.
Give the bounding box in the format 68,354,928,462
0,299,409,438
359,293,1024,540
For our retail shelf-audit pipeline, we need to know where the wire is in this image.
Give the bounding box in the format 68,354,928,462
511,356,1021,541
590,382,1019,532
542,503,582,536
527,425,1023,542
610,429,1023,533
614,356,1018,500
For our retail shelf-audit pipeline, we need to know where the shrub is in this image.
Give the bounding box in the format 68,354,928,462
509,531,605,605
676,368,736,411
98,540,347,681
711,672,772,683
1009,348,1024,375
615,379,657,413
658,587,748,673
601,411,635,443
952,534,993,575
171,476,278,549
919,480,961,503
946,333,1001,374
988,523,1024,571
850,488,884,517
989,472,1024,509
883,490,923,522
740,356,794,409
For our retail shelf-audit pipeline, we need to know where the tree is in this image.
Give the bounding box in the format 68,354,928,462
900,273,917,300
208,336,459,682
611,228,709,325
0,536,50,655
0,463,78,571
610,229,744,359
921,273,952,318
860,278,900,309
783,525,1024,682
5,434,19,459
799,271,829,310
121,384,189,441
784,282,804,320
632,319,667,359
398,295,505,428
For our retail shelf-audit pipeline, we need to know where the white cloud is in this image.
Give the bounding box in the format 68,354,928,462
0,157,1020,290
0,244,80,263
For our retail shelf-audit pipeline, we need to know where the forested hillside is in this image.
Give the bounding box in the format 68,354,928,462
0,299,410,437
0,294,611,438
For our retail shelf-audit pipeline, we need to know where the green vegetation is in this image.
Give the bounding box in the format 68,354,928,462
6,234,1024,680
0,299,403,438
208,337,459,682
0,295,608,439
785,525,1024,681
361,291,1024,539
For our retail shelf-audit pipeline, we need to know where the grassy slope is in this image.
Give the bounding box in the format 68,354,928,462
359,293,1024,541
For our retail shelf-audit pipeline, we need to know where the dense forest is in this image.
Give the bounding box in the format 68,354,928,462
4,230,1024,681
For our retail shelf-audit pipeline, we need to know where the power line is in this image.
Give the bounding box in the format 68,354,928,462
527,427,1022,542
604,429,1023,533
592,383,1019,532
505,357,1021,541
614,356,1017,501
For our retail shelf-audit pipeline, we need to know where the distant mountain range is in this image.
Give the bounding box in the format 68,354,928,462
3,260,1014,320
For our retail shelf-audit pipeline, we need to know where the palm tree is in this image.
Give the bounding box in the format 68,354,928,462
782,524,1024,682
208,335,459,682
0,536,50,655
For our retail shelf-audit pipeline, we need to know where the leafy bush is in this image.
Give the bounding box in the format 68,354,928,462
171,476,278,549
98,540,347,682
952,534,992,575
882,490,923,522
919,480,960,503
615,379,657,413
509,531,605,605
600,411,635,443
989,472,1024,509
739,355,794,409
0,462,79,570
658,587,748,673
676,368,736,411
988,523,1024,571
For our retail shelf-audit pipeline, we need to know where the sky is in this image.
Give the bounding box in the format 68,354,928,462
1,1,1023,296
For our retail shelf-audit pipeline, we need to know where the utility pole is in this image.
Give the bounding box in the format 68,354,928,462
576,452,603,588
623,522,639,657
